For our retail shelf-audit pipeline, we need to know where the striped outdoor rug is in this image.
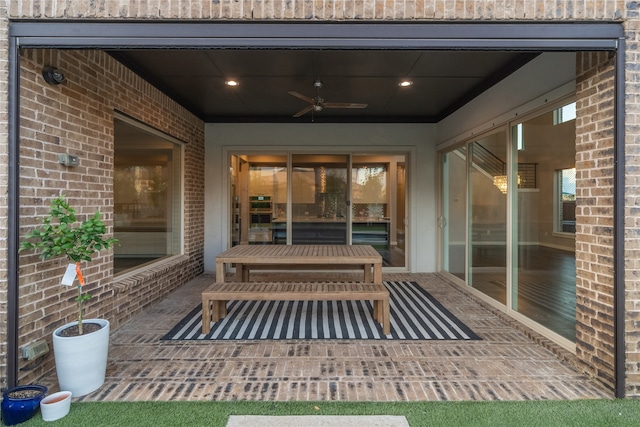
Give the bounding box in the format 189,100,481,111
161,281,480,341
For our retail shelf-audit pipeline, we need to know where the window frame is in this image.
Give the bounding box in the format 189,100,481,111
113,113,185,277
554,166,576,236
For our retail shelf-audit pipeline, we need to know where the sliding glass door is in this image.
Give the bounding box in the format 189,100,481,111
511,103,576,341
229,152,407,267
469,132,508,304
439,101,577,343
291,154,348,244
441,148,467,280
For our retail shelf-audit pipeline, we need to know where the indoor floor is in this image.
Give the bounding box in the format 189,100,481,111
470,245,576,341
37,272,610,402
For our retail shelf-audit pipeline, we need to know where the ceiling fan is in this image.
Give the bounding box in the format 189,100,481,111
288,80,368,118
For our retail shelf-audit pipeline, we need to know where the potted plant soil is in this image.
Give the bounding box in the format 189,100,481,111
19,196,118,397
1,384,47,425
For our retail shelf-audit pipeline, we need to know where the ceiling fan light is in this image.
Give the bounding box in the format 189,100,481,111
225,80,239,87
399,80,413,87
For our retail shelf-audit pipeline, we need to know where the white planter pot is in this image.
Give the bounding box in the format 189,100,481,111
52,318,110,397
40,391,72,421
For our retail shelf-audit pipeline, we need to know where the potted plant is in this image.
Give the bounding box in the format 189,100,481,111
1,384,48,425
19,196,118,397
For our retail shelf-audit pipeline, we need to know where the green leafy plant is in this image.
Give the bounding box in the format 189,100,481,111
19,196,119,334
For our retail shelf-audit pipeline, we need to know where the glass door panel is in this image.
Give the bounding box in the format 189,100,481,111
233,154,287,246
512,105,576,341
291,154,348,244
394,162,406,268
469,132,507,304
351,155,405,267
441,148,467,280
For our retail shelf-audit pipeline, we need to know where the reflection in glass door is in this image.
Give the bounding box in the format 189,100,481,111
441,148,467,280
394,162,406,268
229,152,407,267
229,154,287,245
351,156,405,267
469,132,507,304
291,154,348,244
511,104,577,341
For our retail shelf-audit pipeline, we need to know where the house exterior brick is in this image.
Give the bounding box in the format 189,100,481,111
0,0,639,398
13,48,205,387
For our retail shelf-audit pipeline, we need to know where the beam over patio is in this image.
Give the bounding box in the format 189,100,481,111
39,273,610,401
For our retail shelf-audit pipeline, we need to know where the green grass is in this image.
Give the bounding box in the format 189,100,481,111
17,399,640,427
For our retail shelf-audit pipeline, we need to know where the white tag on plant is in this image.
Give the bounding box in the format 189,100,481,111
61,263,77,286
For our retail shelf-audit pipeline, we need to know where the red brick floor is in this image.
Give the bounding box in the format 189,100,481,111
40,272,611,401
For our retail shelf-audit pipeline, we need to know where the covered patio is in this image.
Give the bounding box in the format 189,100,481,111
38,273,609,402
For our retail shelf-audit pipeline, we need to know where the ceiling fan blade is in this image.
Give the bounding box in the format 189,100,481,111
288,91,315,104
324,102,368,109
292,104,315,118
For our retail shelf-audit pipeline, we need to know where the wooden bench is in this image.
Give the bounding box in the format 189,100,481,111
202,282,390,335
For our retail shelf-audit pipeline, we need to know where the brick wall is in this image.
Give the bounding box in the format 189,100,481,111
0,0,634,396
16,49,204,385
574,51,616,391
622,17,640,397
4,1,629,20
0,5,10,392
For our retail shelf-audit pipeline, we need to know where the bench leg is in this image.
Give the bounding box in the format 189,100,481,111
202,298,211,334
373,299,391,335
381,299,390,335
212,300,227,322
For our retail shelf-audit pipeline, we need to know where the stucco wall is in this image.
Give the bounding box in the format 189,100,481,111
204,122,436,273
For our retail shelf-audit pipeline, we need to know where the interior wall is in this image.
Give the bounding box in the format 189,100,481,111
518,112,576,250
437,53,576,146
204,123,436,274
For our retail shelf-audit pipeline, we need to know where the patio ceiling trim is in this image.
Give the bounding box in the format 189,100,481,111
10,21,622,50
7,20,625,398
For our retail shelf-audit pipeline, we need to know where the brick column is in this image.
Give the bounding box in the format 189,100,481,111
574,52,616,391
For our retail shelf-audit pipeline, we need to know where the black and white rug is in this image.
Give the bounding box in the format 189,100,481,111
161,281,480,341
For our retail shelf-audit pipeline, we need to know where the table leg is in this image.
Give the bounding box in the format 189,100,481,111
216,261,226,283
364,264,372,283
373,262,382,284
240,264,250,281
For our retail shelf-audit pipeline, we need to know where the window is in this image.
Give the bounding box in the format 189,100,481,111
113,116,183,274
557,167,576,233
229,152,405,267
553,102,576,125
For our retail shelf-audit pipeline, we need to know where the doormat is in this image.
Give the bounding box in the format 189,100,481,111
161,281,481,341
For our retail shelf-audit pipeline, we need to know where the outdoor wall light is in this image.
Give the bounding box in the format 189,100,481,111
42,66,66,85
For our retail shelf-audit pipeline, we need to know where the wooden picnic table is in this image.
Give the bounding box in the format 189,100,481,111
215,244,383,284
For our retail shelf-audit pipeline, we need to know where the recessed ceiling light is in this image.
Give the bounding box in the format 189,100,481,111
399,80,413,87
225,80,239,87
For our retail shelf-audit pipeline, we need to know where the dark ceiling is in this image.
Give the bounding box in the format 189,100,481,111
108,49,538,123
